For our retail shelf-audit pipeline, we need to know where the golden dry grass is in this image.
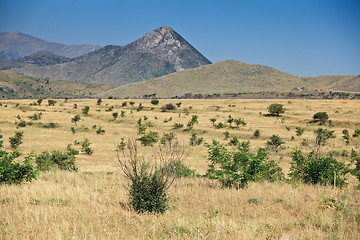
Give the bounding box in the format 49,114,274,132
1,98,360,239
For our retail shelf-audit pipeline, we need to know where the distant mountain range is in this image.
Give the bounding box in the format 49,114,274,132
0,31,101,60
0,26,358,99
2,26,212,85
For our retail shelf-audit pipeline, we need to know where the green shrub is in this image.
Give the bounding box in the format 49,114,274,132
289,149,350,187
313,112,329,125
81,139,93,155
9,131,23,149
353,129,360,138
210,118,217,125
47,100,57,106
173,123,183,129
215,122,225,129
36,150,78,171
189,133,203,146
342,129,350,145
151,99,159,105
160,133,176,145
267,104,285,116
116,140,188,213
122,102,127,107
205,140,283,188
295,127,305,137
28,112,42,120
82,106,90,115
223,131,230,139
253,129,260,138
161,103,176,111
0,150,39,184
97,98,102,105
96,127,105,135
71,115,81,124
37,99,43,106
138,131,159,146
267,135,284,152
112,112,118,119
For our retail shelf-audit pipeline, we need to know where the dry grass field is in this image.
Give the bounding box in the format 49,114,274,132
0,98,360,239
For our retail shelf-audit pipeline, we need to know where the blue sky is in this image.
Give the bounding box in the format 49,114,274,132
0,0,359,76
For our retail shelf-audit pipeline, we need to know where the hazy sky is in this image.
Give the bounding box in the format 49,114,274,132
1,0,359,76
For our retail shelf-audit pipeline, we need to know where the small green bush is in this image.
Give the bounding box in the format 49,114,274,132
81,139,93,155
0,150,39,184
253,129,260,138
205,140,283,188
289,149,350,187
36,150,78,171
353,129,360,138
82,106,90,115
267,135,284,152
9,131,23,149
173,123,184,129
47,100,57,106
138,131,159,146
161,103,176,111
151,99,159,105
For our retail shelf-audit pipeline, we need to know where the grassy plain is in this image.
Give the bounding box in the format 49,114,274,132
0,98,359,239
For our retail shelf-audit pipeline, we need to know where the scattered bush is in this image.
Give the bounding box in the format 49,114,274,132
223,131,230,140
353,129,360,138
267,104,286,116
0,150,39,184
210,118,217,126
173,123,184,129
81,139,93,155
82,106,90,115
295,127,305,137
116,139,188,213
176,102,182,107
96,127,105,135
138,131,159,146
97,98,102,105
189,133,203,146
0,130,3,148
205,140,283,189
253,129,260,138
47,100,57,106
71,115,81,124
112,112,119,119
122,102,127,107
151,99,159,105
36,150,78,171
9,131,23,149
28,112,42,120
215,122,225,129
289,149,350,187
314,128,335,156
342,129,350,145
313,112,329,125
267,135,284,152
160,133,176,145
37,99,43,106
161,103,176,111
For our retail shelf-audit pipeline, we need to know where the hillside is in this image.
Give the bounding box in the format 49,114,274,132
0,32,101,60
96,60,357,98
17,51,71,66
7,26,212,85
0,71,115,99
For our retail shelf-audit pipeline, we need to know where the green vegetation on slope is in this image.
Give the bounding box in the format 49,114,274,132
0,71,115,99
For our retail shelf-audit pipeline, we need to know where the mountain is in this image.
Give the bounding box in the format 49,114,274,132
6,26,212,85
95,60,357,98
0,32,101,60
0,71,115,99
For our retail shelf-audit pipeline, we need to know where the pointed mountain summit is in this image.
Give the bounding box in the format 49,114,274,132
128,25,211,71
7,26,212,85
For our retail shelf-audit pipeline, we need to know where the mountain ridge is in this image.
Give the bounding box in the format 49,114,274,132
6,26,212,85
0,31,101,60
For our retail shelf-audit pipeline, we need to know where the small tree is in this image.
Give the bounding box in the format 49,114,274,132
48,100,57,106
82,106,90,115
37,99,43,106
313,112,329,125
342,129,350,145
71,115,81,125
314,128,335,157
112,112,119,120
9,131,23,149
267,104,285,116
0,150,39,184
234,118,246,128
253,130,260,138
151,99,159,105
97,98,102,105
81,139,93,155
267,135,284,152
295,127,305,137
210,118,217,126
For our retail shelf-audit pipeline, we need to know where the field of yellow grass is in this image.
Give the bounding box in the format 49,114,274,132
1,98,359,239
